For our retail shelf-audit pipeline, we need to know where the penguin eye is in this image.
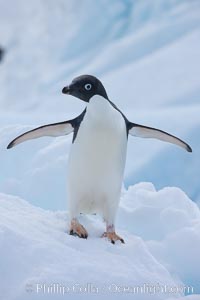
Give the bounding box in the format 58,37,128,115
84,83,92,91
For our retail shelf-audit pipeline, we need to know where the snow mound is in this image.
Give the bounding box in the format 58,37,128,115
1,183,200,300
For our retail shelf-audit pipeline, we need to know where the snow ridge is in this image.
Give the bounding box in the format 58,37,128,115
1,183,200,299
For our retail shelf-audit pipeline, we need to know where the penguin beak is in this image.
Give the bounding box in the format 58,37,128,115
62,85,71,94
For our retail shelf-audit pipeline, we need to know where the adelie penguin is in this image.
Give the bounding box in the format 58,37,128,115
7,75,192,244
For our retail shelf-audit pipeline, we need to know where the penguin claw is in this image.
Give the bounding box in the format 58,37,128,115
102,232,125,244
69,221,88,239
81,233,88,239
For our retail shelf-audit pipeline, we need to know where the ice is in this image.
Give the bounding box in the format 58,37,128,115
1,183,200,299
0,1,200,299
0,0,199,206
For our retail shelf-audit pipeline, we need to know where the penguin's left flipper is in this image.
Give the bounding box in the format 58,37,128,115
128,123,192,153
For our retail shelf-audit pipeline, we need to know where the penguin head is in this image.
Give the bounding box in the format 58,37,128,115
62,75,108,102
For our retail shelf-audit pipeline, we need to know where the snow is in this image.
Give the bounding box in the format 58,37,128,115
168,297,200,300
1,183,200,300
0,0,200,299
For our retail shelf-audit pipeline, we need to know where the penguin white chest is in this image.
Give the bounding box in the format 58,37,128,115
67,95,127,217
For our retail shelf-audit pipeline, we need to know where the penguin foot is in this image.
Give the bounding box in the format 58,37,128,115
102,232,125,244
69,220,88,239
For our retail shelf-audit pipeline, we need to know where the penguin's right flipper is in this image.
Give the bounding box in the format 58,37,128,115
7,109,86,149
7,121,74,149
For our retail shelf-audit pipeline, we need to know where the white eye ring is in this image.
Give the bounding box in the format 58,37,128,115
84,83,92,91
